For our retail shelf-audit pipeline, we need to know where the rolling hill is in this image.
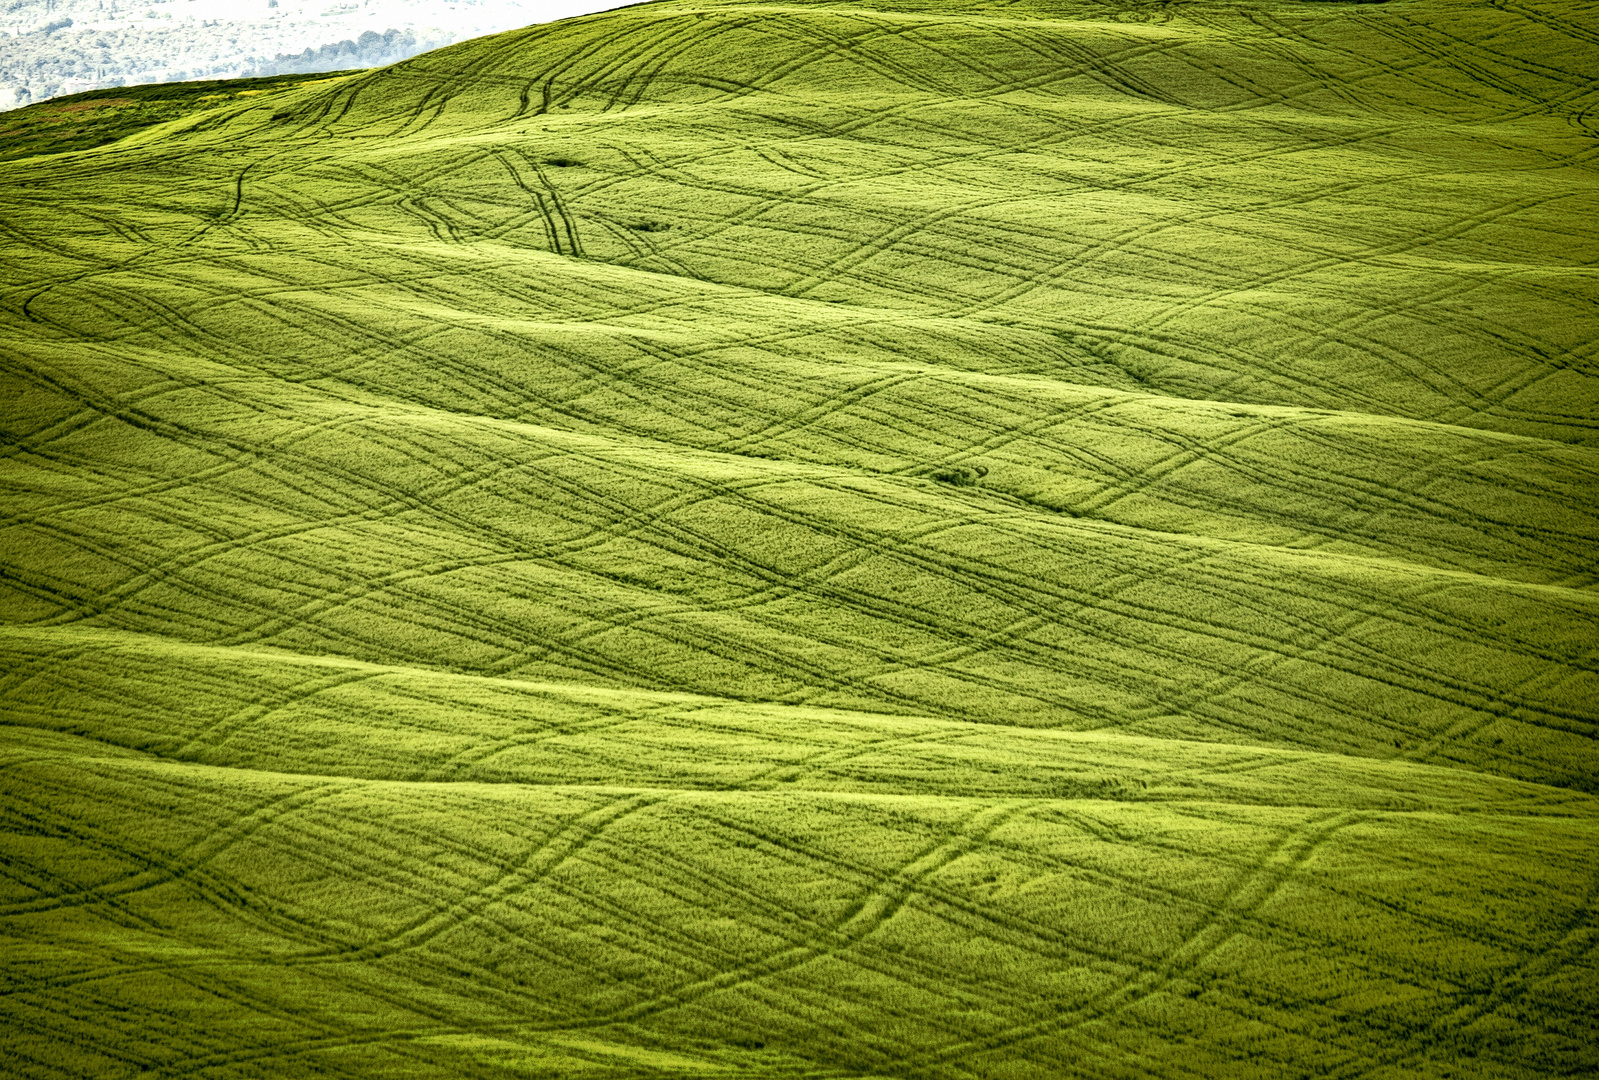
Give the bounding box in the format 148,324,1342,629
1,0,1596,1076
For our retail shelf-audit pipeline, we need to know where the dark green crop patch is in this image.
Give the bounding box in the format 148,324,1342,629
0,69,361,162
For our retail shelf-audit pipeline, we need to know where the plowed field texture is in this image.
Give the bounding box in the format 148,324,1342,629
1,0,1596,1077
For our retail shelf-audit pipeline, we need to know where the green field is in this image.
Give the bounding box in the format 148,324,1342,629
1,0,1596,1076
0,73,367,166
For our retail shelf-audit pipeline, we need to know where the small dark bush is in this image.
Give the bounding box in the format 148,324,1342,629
927,464,987,487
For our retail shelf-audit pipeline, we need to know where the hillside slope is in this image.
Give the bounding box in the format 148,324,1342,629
1,1,1596,1077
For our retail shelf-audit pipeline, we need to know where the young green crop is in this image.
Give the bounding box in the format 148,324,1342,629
0,0,1595,1076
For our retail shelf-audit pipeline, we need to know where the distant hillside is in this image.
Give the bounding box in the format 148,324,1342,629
0,0,606,108
0,0,1595,1077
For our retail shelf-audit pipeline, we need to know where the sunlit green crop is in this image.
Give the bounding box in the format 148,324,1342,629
1,0,1595,1076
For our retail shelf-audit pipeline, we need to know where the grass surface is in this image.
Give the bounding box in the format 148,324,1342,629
1,0,1596,1076
0,72,363,164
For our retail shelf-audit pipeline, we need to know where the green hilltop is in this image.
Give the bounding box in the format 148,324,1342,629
1,0,1596,1077
0,72,364,165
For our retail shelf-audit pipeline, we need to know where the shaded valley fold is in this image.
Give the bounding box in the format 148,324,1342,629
0,0,1595,1077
